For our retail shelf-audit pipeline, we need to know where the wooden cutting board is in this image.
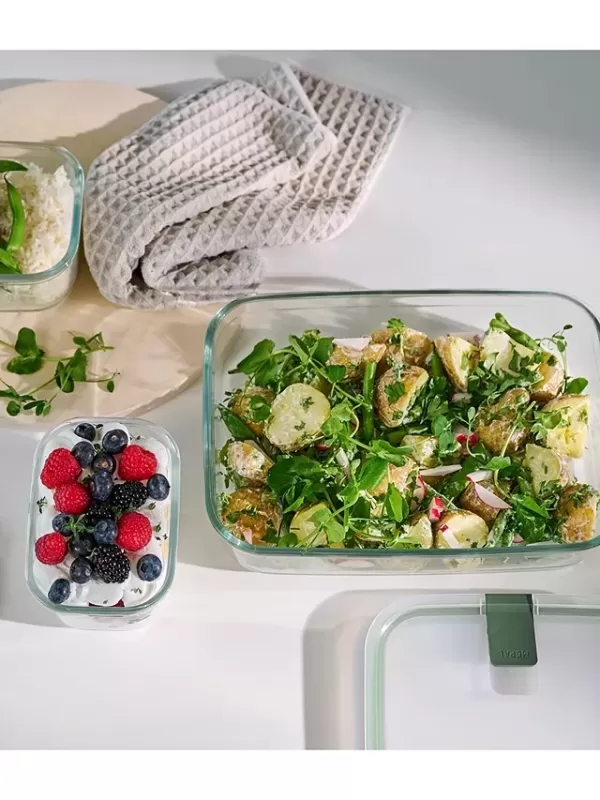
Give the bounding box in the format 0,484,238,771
0,80,218,428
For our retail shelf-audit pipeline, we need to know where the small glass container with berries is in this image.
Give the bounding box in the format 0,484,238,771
26,417,180,630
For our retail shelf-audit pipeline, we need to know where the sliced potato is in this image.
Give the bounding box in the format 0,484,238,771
558,484,599,543
542,394,590,458
475,388,530,455
434,510,489,549
372,458,418,498
265,384,331,452
221,488,281,545
371,326,433,368
401,434,438,467
530,352,564,404
403,513,433,548
226,440,273,486
434,335,477,391
375,366,429,428
327,340,387,380
289,502,329,547
230,386,275,437
523,443,569,494
479,329,535,375
458,480,501,527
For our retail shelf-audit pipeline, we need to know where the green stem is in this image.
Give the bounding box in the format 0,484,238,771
362,361,376,442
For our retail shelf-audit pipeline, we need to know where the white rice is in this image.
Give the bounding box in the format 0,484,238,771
0,162,74,274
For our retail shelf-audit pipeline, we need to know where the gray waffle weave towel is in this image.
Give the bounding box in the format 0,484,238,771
83,64,406,309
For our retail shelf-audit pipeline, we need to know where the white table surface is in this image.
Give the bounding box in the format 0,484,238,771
1,51,600,750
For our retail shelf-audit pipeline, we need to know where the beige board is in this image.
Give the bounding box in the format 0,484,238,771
0,81,217,427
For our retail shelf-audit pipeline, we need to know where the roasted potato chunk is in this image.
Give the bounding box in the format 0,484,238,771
221,488,281,545
434,510,489,549
371,326,433,367
530,352,564,404
403,513,433,548
523,443,569,495
226,440,273,486
375,366,429,428
542,394,590,459
372,458,418,498
290,502,329,546
475,388,531,455
479,329,535,375
265,384,331,452
230,387,275,437
434,335,477,391
558,484,599,543
327,340,387,380
458,480,501,527
401,434,438,467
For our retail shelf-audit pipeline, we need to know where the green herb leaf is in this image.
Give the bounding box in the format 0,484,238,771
513,494,550,519
6,354,44,375
106,380,115,393
277,532,298,548
431,415,449,436
218,405,256,440
230,339,275,376
357,457,388,492
326,364,346,383
387,318,405,331
6,400,20,416
485,456,512,471
248,395,271,423
5,178,26,252
384,484,409,523
0,160,27,175
370,439,411,466
68,350,88,382
385,381,405,404
313,337,334,364
565,377,588,394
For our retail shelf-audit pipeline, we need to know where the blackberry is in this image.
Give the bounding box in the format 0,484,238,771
91,544,131,584
111,481,148,511
84,501,115,528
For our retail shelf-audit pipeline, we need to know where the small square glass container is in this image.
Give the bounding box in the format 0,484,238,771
26,417,180,630
204,290,600,574
0,141,83,311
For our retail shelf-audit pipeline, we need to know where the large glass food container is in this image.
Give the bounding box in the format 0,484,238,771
364,593,600,749
0,141,83,311
204,291,600,574
26,417,180,630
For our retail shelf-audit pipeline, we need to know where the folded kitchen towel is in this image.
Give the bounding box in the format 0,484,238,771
83,63,407,309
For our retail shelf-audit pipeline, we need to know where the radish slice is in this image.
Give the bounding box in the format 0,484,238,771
513,534,524,544
428,496,446,522
473,483,511,509
413,475,426,502
316,443,330,452
333,337,370,352
468,433,479,446
466,470,493,484
438,526,462,549
455,433,467,444
420,465,462,477
452,392,472,403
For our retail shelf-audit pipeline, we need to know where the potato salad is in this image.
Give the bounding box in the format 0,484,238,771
217,314,597,551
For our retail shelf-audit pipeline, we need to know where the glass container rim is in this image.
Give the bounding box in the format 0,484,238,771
203,289,600,559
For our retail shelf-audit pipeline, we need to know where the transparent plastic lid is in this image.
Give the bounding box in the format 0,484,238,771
364,593,600,749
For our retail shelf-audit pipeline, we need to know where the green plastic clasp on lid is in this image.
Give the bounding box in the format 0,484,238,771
485,594,538,667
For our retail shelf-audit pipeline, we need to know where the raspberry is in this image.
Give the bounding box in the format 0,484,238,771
35,533,68,565
54,483,90,515
116,512,152,552
118,445,158,482
40,448,82,489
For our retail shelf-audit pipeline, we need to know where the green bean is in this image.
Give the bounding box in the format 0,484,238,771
489,313,537,351
362,361,376,442
0,248,20,274
5,179,25,253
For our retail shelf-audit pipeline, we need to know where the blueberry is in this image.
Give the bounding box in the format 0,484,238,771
71,441,95,469
69,535,95,558
74,422,96,442
92,453,116,474
48,578,71,604
90,469,113,502
94,518,117,545
70,557,93,584
102,428,129,455
147,474,170,501
137,554,163,582
52,513,74,535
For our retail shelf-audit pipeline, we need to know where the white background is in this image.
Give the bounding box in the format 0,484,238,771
1,50,600,749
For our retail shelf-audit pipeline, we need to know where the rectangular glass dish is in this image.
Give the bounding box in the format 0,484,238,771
203,291,600,574
27,417,180,630
0,141,83,311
